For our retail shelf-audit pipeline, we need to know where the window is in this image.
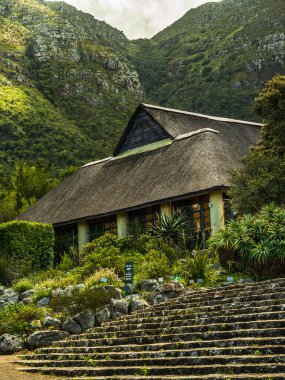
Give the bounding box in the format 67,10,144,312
88,215,117,241
174,195,211,249
54,224,78,265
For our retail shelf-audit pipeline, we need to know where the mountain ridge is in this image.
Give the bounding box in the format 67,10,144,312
0,0,284,177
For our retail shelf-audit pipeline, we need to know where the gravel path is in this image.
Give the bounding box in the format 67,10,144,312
0,355,61,380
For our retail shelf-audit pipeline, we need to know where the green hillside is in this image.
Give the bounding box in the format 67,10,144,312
128,0,285,121
0,0,284,179
0,0,141,176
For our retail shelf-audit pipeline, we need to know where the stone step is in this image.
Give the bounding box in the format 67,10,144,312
18,353,285,368
60,375,285,380
68,319,285,342
152,282,285,310
18,362,285,376
37,336,285,354
128,296,285,323
122,280,285,317
108,301,285,330
57,327,285,348
89,310,285,334
21,344,285,361
124,291,285,320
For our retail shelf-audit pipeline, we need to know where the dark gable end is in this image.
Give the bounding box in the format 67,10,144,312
113,106,171,155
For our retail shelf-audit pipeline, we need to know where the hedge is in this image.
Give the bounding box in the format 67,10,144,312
0,220,54,270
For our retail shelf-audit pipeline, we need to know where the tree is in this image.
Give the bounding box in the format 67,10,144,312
229,75,285,214
0,162,59,222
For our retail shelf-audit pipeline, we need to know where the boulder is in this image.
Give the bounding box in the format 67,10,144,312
151,281,185,305
64,285,75,297
27,330,69,349
110,299,129,319
37,297,50,307
238,278,254,284
62,317,82,334
95,307,110,325
22,297,33,305
162,281,184,293
73,309,95,331
43,316,62,329
0,334,23,354
141,279,159,292
129,299,150,314
51,288,65,299
19,289,35,301
103,285,122,299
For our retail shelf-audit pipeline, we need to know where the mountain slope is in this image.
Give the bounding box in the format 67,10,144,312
129,0,285,121
0,0,141,175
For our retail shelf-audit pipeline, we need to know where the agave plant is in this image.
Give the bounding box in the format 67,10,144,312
151,211,189,248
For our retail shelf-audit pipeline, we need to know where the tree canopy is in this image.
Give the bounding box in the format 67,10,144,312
229,75,285,214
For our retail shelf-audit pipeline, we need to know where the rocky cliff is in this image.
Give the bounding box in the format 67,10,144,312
0,0,141,175
129,0,285,121
0,0,284,176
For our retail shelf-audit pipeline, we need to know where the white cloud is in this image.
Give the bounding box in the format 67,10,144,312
49,0,222,39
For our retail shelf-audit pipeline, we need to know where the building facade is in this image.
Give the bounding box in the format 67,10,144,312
18,103,261,261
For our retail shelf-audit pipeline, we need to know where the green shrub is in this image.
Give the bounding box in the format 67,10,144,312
173,250,219,285
135,250,171,284
0,255,15,286
208,204,285,279
49,286,119,314
81,233,175,280
84,269,122,288
13,278,34,293
56,252,75,271
0,303,46,335
0,220,54,270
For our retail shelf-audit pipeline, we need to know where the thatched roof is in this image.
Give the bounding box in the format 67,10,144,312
18,104,261,225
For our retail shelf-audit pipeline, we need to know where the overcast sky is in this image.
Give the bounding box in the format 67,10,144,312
51,0,222,39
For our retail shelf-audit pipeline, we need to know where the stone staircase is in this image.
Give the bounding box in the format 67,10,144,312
18,278,285,379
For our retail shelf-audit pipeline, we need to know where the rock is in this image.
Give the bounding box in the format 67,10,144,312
43,316,62,329
73,309,95,331
151,281,185,305
141,279,159,292
110,299,129,319
76,284,85,290
19,289,35,301
162,281,184,293
0,288,19,308
0,334,23,354
51,288,65,299
62,317,82,334
27,330,69,349
0,288,4,296
22,297,33,305
129,299,150,314
64,285,75,297
95,307,110,325
37,297,50,307
103,285,122,299
238,278,254,284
